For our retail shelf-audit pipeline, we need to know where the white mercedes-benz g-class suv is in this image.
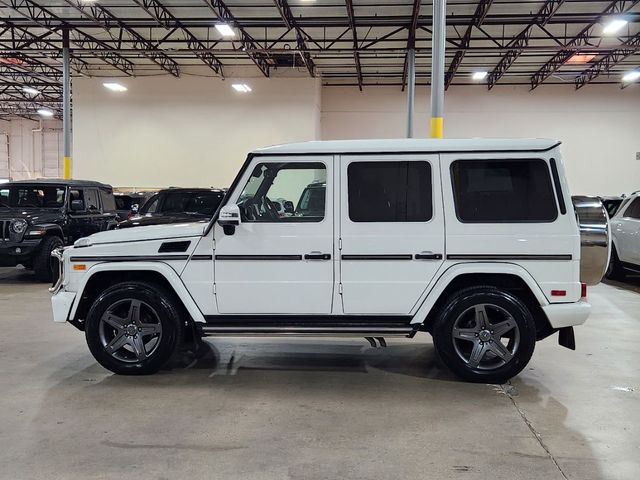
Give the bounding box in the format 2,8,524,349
50,139,610,383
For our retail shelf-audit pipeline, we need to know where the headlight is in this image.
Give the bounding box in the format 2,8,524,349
10,219,28,234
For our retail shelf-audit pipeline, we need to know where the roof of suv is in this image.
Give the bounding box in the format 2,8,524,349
6,178,113,189
253,138,559,156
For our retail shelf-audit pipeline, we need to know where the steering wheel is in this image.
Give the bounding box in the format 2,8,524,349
262,196,280,220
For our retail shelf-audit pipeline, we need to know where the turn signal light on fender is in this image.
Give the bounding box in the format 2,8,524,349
72,264,86,271
581,282,587,298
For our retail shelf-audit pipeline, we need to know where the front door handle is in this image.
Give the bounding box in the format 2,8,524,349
414,251,443,260
304,252,331,260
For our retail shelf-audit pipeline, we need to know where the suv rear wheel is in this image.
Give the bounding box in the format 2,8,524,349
85,281,184,375
33,235,64,282
432,286,536,384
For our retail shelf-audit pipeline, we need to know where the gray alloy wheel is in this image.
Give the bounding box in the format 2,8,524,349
98,299,163,363
451,303,520,371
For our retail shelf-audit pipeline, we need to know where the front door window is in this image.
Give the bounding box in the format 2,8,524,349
238,162,326,223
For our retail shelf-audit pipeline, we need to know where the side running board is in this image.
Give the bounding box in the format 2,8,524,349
199,316,417,338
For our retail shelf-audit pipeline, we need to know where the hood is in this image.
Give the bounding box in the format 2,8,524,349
0,208,63,225
86,221,207,245
117,214,208,229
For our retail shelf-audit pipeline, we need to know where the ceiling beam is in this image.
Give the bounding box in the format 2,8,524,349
133,0,224,76
575,32,640,89
273,0,315,77
1,0,135,76
204,0,270,77
445,0,494,90
487,0,565,89
62,0,180,77
345,0,362,90
530,0,640,90
401,0,421,91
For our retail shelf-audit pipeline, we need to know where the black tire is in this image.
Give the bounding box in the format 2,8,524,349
33,235,64,282
85,281,184,375
605,244,625,280
432,286,537,384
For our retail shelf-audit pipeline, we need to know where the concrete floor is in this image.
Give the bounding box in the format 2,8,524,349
0,267,638,480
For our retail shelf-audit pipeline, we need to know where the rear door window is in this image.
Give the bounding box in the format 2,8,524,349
347,161,432,222
83,189,101,212
450,159,557,223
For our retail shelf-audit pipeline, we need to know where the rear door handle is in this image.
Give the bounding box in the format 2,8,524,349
414,251,443,260
304,252,331,260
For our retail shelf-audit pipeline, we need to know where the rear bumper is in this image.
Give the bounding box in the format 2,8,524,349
51,291,76,323
542,300,591,328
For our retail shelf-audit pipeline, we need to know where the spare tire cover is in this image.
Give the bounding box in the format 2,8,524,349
572,196,611,286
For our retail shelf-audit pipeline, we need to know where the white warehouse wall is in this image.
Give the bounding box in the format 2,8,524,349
321,85,640,196
73,76,321,189
0,118,63,181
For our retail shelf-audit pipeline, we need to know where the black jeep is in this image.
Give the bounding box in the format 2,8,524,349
0,179,118,281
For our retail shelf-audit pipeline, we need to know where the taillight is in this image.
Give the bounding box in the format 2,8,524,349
581,282,587,298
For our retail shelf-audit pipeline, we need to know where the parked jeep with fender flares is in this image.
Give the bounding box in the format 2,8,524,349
50,139,609,383
0,179,118,281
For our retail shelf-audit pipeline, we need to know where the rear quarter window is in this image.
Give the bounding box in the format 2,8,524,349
100,190,117,212
450,159,558,223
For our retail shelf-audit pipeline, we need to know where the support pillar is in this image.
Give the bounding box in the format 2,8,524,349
406,48,416,138
62,28,72,179
430,0,446,139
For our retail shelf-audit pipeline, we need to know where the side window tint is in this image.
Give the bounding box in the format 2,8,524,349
143,195,159,214
238,162,326,223
451,159,557,223
625,198,640,219
83,189,101,212
100,190,116,212
348,161,432,222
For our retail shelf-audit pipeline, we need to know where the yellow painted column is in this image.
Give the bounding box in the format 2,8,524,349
63,156,71,179
430,117,444,139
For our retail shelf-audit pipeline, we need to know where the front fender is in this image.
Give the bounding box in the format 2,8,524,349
37,223,64,237
68,261,205,323
410,262,549,325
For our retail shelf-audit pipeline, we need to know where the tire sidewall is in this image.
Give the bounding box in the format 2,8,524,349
85,283,183,375
433,288,536,383
34,235,64,282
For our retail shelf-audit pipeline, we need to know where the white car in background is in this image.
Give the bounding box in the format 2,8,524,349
607,192,640,279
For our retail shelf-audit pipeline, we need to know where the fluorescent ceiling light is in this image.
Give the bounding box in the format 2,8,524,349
215,23,235,37
471,71,488,81
22,86,40,95
232,83,252,93
103,82,127,92
567,53,596,64
602,18,627,34
622,70,640,82
37,109,54,117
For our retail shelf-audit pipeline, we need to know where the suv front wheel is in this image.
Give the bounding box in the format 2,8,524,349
432,286,536,384
33,235,64,282
85,281,184,375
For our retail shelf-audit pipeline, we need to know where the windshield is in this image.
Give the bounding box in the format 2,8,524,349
0,185,66,209
142,191,224,216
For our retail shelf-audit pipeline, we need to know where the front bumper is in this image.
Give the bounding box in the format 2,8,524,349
542,300,591,328
0,239,42,266
51,290,76,323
